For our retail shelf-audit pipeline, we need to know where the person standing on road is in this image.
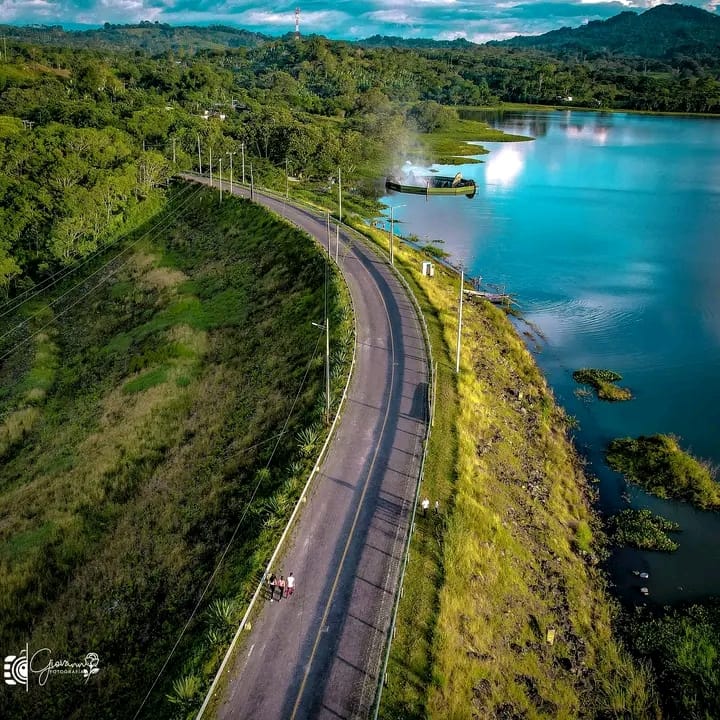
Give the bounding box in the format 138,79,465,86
277,575,286,601
268,573,277,602
421,497,430,516
286,573,295,598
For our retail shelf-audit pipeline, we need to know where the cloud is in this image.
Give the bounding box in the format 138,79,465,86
0,0,717,40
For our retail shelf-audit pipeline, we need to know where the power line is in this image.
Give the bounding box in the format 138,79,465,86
0,183,199,321
132,331,324,720
0,184,206,364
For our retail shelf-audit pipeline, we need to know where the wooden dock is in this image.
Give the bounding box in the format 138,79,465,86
464,288,514,305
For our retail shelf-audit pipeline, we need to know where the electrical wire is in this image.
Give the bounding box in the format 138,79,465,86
0,184,205,355
132,330,324,720
0,182,198,320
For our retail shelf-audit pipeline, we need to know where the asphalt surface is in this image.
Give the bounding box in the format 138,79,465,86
183,175,429,720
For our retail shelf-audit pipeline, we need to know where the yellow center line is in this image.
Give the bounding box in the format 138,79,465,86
289,237,397,720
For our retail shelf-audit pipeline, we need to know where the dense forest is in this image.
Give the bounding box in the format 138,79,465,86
0,6,719,297
0,11,718,716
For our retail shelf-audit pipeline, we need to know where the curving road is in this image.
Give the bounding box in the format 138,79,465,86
183,175,428,720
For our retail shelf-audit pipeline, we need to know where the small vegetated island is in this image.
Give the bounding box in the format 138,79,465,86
608,508,680,552
573,368,632,401
607,434,720,510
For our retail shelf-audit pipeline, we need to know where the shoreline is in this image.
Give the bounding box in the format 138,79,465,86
348,218,656,718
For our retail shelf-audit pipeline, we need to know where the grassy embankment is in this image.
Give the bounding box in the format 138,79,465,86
343,222,656,719
607,434,720,510
0,183,352,720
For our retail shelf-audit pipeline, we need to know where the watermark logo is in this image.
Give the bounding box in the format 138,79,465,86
3,645,100,690
3,646,29,690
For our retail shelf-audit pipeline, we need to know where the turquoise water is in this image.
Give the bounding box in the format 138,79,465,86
381,110,720,605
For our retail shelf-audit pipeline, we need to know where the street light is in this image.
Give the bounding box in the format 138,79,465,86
241,142,246,185
312,318,330,424
455,265,474,374
388,204,405,266
338,167,342,225
218,157,222,203
227,151,236,194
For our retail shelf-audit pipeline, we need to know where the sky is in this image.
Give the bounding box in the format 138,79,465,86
0,0,718,43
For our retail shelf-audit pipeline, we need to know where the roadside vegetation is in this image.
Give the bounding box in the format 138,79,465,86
607,434,720,510
0,184,352,720
608,509,680,552
573,368,632,402
353,223,656,719
1,18,719,720
624,601,720,720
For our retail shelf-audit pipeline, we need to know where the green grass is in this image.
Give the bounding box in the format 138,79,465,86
0,184,352,720
414,118,532,165
349,220,656,719
122,366,169,394
608,508,680,552
573,368,632,402
626,601,720,719
607,434,720,510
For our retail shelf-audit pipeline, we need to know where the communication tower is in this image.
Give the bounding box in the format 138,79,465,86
295,7,300,39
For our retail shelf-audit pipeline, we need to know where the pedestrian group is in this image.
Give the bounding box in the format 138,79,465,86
268,571,295,601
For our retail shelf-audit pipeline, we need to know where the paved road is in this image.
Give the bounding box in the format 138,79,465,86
184,175,428,720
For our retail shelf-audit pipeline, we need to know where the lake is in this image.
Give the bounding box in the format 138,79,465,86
381,110,720,605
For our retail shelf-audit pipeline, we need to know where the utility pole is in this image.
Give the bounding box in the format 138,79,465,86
241,142,245,185
172,137,176,166
197,134,202,174
456,267,464,374
285,158,289,199
227,151,235,194
324,212,331,422
250,162,254,201
209,146,213,188
338,167,342,225
219,157,223,203
389,204,405,266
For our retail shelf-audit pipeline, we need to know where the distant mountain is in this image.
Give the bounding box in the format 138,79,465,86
358,34,477,50
0,22,268,53
495,3,720,60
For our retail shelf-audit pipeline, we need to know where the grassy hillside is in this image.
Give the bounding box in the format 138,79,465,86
354,226,657,719
0,183,351,719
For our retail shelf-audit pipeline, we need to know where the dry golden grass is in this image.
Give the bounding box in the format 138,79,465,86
355,222,657,719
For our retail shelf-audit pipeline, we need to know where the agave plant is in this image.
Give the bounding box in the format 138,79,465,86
205,627,226,647
297,425,319,457
167,673,201,706
207,597,238,631
262,494,292,528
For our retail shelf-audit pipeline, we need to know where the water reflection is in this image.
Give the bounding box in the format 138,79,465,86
381,110,720,606
485,145,525,188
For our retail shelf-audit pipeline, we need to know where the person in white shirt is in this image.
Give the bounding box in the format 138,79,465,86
287,572,295,598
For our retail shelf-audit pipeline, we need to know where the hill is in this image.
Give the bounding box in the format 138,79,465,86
0,185,350,719
0,22,267,54
496,3,720,61
358,34,477,50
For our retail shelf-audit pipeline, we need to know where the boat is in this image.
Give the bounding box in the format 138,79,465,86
385,171,476,197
